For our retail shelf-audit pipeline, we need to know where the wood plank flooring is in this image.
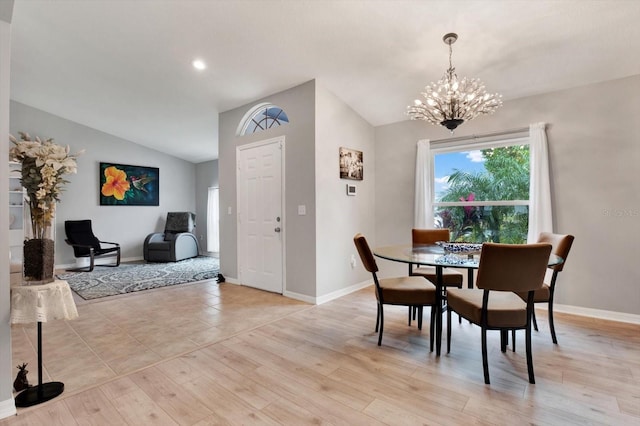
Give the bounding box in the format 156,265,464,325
2,279,639,425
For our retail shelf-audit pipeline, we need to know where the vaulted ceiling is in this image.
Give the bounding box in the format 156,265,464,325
10,0,640,163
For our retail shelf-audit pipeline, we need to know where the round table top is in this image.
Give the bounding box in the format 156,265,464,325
10,280,79,324
373,243,563,269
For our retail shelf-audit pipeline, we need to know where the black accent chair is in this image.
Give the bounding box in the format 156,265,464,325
64,220,121,272
143,212,199,262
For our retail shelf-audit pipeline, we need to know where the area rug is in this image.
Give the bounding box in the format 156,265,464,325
57,256,220,300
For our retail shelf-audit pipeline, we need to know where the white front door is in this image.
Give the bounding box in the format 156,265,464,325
237,137,284,293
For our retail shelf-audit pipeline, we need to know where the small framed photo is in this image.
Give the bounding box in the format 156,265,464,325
346,184,357,196
339,147,363,180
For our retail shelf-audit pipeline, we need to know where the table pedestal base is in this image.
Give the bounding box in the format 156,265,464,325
15,382,64,407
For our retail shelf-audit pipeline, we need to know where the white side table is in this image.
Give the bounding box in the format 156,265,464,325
10,280,79,407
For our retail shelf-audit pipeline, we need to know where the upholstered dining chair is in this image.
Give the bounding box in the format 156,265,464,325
409,228,464,326
512,232,575,348
410,228,464,287
353,233,438,347
64,220,121,272
446,242,552,384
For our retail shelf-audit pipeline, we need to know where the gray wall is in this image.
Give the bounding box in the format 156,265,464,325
10,101,197,265
315,83,375,297
375,75,640,315
219,80,377,300
219,80,316,297
195,159,219,253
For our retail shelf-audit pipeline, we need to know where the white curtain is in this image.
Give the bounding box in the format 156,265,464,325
527,122,553,242
414,139,433,228
207,187,220,252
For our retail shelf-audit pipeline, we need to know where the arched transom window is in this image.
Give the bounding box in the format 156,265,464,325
238,103,289,136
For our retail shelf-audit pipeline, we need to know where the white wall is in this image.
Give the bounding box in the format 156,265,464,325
10,101,197,265
0,4,17,418
315,83,375,298
375,75,640,315
195,160,218,253
219,80,317,297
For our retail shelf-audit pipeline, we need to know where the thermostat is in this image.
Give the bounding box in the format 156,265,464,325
346,184,357,196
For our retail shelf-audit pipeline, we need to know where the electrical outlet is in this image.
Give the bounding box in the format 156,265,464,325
350,254,357,268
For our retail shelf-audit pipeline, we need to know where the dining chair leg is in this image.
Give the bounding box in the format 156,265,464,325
417,306,423,330
500,330,507,353
377,305,385,346
482,327,490,384
429,307,436,352
446,305,452,354
375,303,381,332
526,321,535,384
407,306,412,326
548,301,558,344
511,329,516,352
532,310,539,332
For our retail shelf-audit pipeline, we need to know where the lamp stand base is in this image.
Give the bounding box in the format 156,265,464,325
15,382,64,407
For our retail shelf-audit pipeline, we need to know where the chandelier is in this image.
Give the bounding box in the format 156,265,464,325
407,33,502,132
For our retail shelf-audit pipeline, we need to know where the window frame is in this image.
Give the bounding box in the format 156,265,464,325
237,103,289,136
430,136,530,240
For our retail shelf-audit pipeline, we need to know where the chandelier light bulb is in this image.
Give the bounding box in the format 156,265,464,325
407,33,502,132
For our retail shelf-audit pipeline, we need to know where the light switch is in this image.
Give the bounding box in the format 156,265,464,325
227,206,232,215
298,205,306,215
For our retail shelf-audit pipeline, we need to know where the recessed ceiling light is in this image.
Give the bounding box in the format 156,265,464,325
192,59,206,70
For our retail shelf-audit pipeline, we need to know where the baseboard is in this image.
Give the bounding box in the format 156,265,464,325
538,303,640,325
0,397,16,420
283,290,316,304
222,276,241,285
56,256,143,270
283,280,372,305
315,280,373,305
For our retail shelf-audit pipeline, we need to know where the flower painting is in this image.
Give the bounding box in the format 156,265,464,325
99,162,159,206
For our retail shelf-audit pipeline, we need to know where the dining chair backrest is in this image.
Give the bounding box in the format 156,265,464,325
353,233,379,274
538,232,574,272
476,243,552,293
412,228,450,245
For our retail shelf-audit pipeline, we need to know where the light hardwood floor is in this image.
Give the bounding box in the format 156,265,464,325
2,279,639,425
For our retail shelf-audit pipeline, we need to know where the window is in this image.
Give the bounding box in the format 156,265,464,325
238,103,289,136
432,138,530,243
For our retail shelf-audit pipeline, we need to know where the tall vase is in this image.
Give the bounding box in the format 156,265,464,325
23,199,56,285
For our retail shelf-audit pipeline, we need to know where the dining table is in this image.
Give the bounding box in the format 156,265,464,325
373,243,564,356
